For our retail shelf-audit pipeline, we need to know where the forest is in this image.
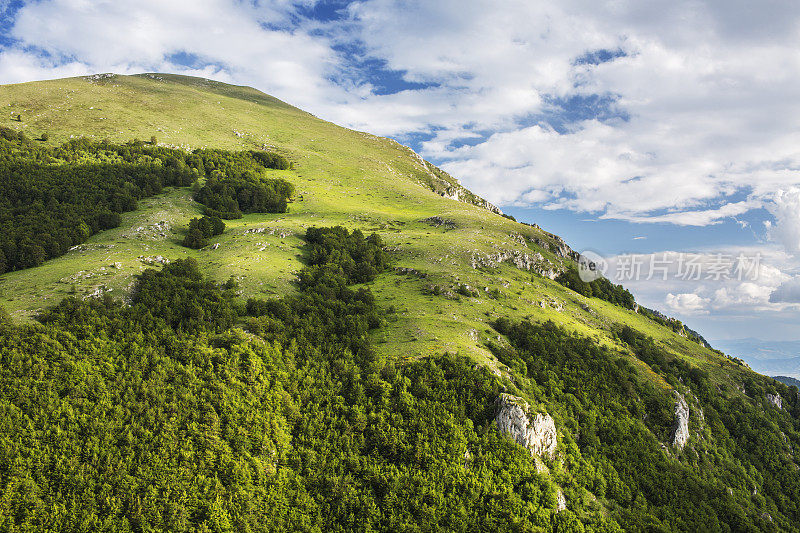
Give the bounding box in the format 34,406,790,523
490,318,800,531
0,128,291,272
554,268,635,310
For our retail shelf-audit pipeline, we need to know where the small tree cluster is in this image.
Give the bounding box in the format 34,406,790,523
182,215,225,249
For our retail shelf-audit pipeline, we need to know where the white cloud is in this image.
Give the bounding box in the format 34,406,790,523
770,276,800,304
666,292,709,315
766,187,800,256
341,0,800,231
602,246,794,319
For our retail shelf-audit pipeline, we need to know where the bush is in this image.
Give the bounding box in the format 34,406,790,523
182,228,207,249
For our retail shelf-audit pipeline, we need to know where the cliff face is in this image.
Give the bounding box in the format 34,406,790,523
766,393,783,409
671,392,690,449
495,393,557,459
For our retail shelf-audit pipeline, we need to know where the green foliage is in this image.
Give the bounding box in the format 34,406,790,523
493,317,800,531
191,149,293,219
555,268,635,309
299,226,387,287
182,216,225,248
182,227,207,249
636,306,710,346
195,175,293,219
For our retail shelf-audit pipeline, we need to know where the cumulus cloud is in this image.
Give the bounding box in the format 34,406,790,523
766,188,800,256
0,0,345,112
770,277,800,304
666,292,710,315
601,246,795,325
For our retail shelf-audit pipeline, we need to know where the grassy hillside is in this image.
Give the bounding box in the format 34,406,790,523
0,73,720,370
1,73,799,530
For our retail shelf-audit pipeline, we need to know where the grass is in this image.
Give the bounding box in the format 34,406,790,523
0,72,746,393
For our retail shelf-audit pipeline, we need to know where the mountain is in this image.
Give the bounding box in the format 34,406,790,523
0,73,799,531
774,375,800,389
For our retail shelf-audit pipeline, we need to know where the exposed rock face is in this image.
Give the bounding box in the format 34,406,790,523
392,140,503,215
671,392,690,449
766,393,783,409
531,234,579,261
471,249,546,271
556,489,567,512
495,393,557,459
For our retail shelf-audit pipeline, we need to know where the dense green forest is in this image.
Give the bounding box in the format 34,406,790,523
182,215,226,249
554,268,635,310
0,128,291,272
192,149,294,219
491,319,800,531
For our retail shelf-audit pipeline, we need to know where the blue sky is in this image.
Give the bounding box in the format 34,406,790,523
1,0,800,364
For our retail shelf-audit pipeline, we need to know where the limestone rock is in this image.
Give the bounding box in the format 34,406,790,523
671,392,690,449
495,393,557,459
766,393,783,409
556,489,567,512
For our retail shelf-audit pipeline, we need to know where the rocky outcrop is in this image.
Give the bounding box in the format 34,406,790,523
139,255,170,266
422,216,457,229
531,233,578,261
766,393,783,409
471,249,546,271
671,392,690,449
556,490,567,512
495,393,557,459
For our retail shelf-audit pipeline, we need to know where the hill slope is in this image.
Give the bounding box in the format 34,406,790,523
0,73,799,531
0,72,710,366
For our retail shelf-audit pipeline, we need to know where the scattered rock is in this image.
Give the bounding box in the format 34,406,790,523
422,216,457,229
495,393,557,459
395,267,427,278
123,220,171,240
671,392,690,449
243,227,292,238
86,285,111,299
509,232,527,246
471,249,545,271
139,255,170,266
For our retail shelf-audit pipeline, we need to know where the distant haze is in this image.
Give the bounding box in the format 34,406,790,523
713,338,800,379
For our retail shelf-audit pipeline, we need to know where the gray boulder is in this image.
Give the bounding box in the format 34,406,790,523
495,393,557,459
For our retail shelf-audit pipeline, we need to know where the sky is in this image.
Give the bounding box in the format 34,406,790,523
1,0,799,364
